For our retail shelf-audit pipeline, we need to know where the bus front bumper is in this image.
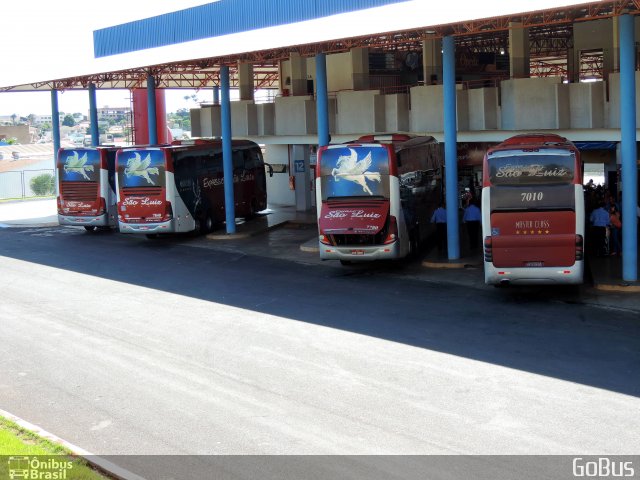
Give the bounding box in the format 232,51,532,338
118,219,175,234
319,242,400,261
58,213,111,227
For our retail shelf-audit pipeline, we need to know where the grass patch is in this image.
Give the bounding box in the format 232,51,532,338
0,416,108,478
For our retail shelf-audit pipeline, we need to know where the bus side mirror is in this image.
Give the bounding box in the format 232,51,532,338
265,163,274,177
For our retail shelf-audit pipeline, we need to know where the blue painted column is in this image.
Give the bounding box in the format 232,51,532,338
443,35,460,260
51,90,60,165
213,85,220,105
315,53,330,147
619,14,638,281
147,74,158,145
88,83,99,146
220,65,236,234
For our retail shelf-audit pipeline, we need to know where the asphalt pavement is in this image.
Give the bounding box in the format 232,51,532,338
0,202,639,479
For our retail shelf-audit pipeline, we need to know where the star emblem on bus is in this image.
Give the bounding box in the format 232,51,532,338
64,151,94,180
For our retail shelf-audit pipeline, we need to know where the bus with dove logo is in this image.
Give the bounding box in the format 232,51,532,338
481,133,584,285
57,146,119,231
316,134,444,263
116,139,270,237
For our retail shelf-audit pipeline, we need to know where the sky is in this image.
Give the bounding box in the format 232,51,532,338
1,0,588,117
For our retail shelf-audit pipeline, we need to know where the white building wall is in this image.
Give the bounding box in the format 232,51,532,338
264,144,295,206
326,52,354,92
500,77,562,130
275,96,317,135
409,85,469,132
606,72,640,128
384,94,409,132
555,84,571,129
468,88,498,130
336,90,385,134
568,82,604,128
231,100,257,136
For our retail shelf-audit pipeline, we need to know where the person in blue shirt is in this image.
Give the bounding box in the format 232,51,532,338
462,200,482,250
431,202,447,256
589,201,610,257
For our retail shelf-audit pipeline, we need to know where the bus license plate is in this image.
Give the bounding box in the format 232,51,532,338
351,249,365,255
525,261,544,267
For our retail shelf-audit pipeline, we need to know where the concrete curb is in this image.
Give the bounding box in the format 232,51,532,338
422,259,482,269
206,219,288,240
299,241,318,253
592,282,640,293
0,408,145,480
0,221,58,228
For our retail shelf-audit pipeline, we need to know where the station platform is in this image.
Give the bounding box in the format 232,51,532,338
1,199,639,302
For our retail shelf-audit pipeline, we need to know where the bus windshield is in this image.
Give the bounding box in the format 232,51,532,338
488,152,575,186
59,149,100,183
319,145,390,200
117,149,165,188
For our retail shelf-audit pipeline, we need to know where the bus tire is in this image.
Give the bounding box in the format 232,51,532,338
193,218,202,235
204,212,214,233
83,226,96,232
249,198,259,218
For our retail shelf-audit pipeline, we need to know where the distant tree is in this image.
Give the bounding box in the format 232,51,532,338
10,113,17,125
30,173,56,196
27,114,36,125
62,114,76,127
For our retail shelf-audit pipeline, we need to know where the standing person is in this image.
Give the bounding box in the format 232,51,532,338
431,202,447,256
462,200,482,251
589,201,610,257
609,205,622,256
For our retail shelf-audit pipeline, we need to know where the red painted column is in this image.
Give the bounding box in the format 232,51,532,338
131,89,170,144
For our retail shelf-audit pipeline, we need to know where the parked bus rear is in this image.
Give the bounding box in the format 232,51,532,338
481,134,584,285
316,135,442,262
116,146,185,234
117,140,269,236
57,146,118,230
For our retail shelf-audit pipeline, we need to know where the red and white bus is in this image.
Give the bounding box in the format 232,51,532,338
57,146,118,231
481,133,584,285
116,139,270,236
316,134,443,263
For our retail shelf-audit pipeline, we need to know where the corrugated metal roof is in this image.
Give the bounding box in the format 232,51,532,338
94,0,409,58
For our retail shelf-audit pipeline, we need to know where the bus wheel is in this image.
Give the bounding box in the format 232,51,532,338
249,199,259,218
83,226,96,232
204,213,214,233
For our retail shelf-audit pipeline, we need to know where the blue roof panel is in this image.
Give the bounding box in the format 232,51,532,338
94,0,410,58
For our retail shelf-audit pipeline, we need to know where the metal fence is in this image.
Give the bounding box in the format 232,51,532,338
0,169,55,200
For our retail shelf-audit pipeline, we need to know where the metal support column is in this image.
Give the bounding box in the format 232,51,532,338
315,53,330,147
51,90,60,167
443,35,460,260
619,14,638,281
147,74,158,145
213,85,220,105
221,65,236,234
88,83,99,146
